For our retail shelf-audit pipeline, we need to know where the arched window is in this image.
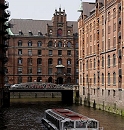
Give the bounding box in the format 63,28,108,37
108,55,110,67
67,41,71,48
58,41,62,47
37,41,42,47
18,40,22,46
57,28,62,36
108,73,110,85
113,72,116,85
113,54,116,66
28,41,32,47
48,41,53,47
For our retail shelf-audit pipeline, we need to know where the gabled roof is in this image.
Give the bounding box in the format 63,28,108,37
9,19,78,36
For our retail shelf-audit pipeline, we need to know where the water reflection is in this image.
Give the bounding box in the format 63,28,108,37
0,101,124,130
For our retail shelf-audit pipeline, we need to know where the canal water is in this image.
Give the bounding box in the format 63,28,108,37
0,100,124,130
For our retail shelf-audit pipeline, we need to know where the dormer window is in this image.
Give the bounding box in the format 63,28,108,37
19,30,23,35
49,29,52,35
67,30,71,36
29,30,33,36
38,31,42,36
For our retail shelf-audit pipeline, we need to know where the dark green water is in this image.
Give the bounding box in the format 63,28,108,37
0,101,124,130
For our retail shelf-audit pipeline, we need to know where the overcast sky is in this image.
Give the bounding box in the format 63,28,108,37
7,0,95,21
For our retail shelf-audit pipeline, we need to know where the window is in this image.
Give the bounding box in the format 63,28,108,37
86,60,88,70
113,37,116,48
102,56,104,68
48,58,52,65
58,58,62,64
38,50,42,55
108,39,110,50
57,28,62,36
37,58,42,65
67,41,71,48
28,77,32,82
49,29,52,35
113,72,116,85
108,73,110,85
67,68,71,74
67,50,71,56
28,41,32,47
102,73,104,85
102,41,104,51
49,50,52,55
18,40,22,46
18,67,22,74
48,41,53,47
94,58,96,69
37,67,42,74
58,50,62,56
108,12,110,21
18,76,22,83
102,29,104,37
113,54,116,66
58,41,62,47
113,8,116,18
108,26,111,34
18,49,22,55
94,74,96,84
67,59,71,65
28,67,32,74
28,49,32,56
27,58,32,65
108,55,110,67
48,68,52,75
113,23,116,32
37,41,42,47
18,58,22,64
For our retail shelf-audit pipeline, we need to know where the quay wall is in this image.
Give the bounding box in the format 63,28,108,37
80,89,124,116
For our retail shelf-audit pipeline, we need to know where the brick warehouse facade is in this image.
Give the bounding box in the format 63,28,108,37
7,8,79,85
78,0,124,115
0,0,10,107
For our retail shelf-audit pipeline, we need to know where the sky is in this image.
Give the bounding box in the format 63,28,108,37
7,0,95,21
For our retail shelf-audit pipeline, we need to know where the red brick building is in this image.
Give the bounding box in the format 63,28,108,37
0,0,10,107
7,8,78,85
78,0,124,113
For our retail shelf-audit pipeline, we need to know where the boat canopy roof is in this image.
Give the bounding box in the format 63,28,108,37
46,109,96,121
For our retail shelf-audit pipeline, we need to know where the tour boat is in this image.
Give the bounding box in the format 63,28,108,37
42,108,103,130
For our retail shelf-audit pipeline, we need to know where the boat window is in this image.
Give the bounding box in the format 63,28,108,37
76,121,86,128
87,121,97,128
64,121,74,128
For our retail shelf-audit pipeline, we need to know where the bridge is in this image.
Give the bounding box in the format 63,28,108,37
3,83,79,107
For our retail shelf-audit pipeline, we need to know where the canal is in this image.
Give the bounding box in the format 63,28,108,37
0,99,124,130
